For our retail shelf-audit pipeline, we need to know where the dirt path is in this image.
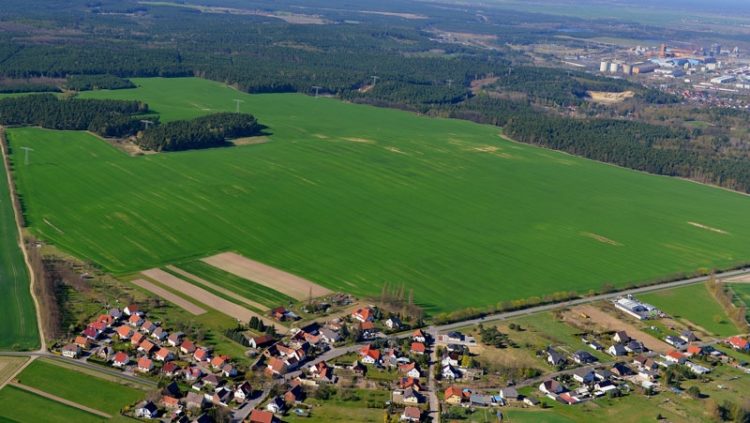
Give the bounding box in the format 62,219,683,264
202,252,332,300
572,305,671,353
132,278,207,315
10,381,112,418
140,269,284,332
166,265,269,311
0,126,46,353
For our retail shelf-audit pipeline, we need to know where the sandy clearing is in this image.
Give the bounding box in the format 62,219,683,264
165,265,269,311
581,232,622,246
385,146,407,154
586,90,635,104
132,278,207,315
688,221,729,235
570,305,671,353
202,252,332,300
140,269,283,331
10,382,112,418
231,136,270,146
359,10,428,20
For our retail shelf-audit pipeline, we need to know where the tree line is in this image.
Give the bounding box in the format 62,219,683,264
136,113,262,152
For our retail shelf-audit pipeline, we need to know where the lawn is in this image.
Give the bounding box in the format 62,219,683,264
285,389,389,423
15,359,145,415
0,385,104,423
173,260,293,308
8,77,750,313
0,140,39,351
639,283,740,337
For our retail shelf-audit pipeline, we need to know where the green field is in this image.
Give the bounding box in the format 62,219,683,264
8,77,750,313
730,283,750,320
15,359,145,415
0,141,39,351
0,385,104,423
172,260,293,308
639,283,740,337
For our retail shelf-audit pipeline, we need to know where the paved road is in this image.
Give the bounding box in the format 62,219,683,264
426,327,440,423
432,267,750,333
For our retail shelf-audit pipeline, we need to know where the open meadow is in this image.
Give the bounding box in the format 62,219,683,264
639,283,740,337
8,77,750,313
14,359,146,416
0,139,39,351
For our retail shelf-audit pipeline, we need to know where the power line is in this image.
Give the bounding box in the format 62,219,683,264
233,99,244,113
20,146,33,166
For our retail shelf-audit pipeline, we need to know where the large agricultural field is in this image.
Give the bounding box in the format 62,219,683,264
8,77,750,313
0,385,104,423
0,138,39,351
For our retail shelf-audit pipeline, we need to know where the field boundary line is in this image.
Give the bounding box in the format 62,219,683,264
9,381,112,418
202,252,332,300
166,265,270,311
132,278,207,315
0,126,45,352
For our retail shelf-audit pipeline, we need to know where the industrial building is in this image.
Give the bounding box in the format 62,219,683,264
613,297,661,320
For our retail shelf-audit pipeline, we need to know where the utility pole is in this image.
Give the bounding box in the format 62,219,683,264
312,86,322,98
140,119,154,130
370,75,380,86
20,147,33,166
447,79,453,88
233,99,244,113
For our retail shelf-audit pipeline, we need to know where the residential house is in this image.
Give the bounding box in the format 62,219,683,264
613,331,631,344
399,362,421,379
607,344,627,356
686,361,711,375
193,348,210,362
572,350,597,365
445,332,465,343
202,374,220,388
442,365,460,380
401,407,421,422
385,317,401,330
547,348,566,367
155,347,174,362
81,326,100,341
444,386,463,405
151,327,168,342
162,362,181,377
137,357,154,373
470,393,496,407
681,330,698,343
131,332,145,347
183,366,203,382
113,351,130,368
557,392,580,405
412,329,426,343
74,336,91,349
728,336,750,351
222,364,238,378
499,387,518,402
524,397,540,407
96,346,114,361
539,380,564,395
108,308,123,320
319,328,341,345
62,344,81,358
211,355,230,370
352,307,375,323
266,357,288,377
234,381,253,402
359,345,381,364
686,344,704,357
664,350,686,364
611,362,634,377
167,332,184,347
116,325,134,340
400,388,423,405
266,396,285,414
399,377,421,391
249,409,275,423
128,314,144,327
162,395,180,410
138,340,157,356
625,340,646,354
134,401,158,419
209,388,233,407
141,320,157,334
594,369,613,381
180,340,196,355
588,341,604,351
572,368,596,384
96,314,115,327
410,342,426,355
249,335,276,349
124,304,140,316
284,384,304,404
184,392,205,411
594,380,618,394
665,336,687,350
